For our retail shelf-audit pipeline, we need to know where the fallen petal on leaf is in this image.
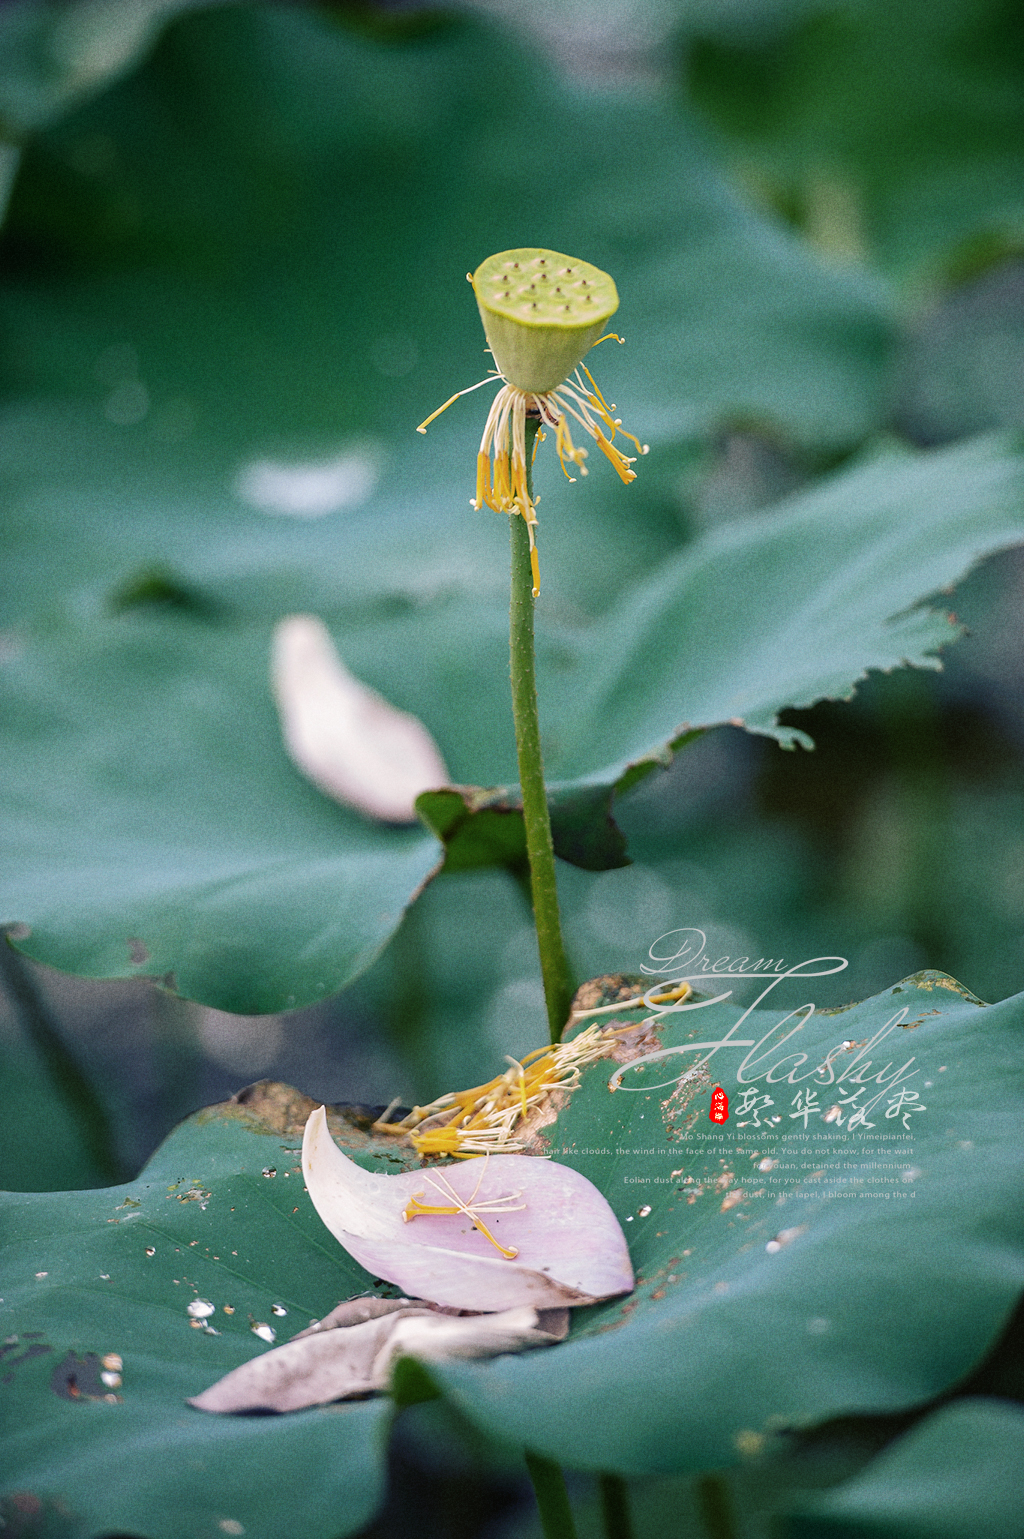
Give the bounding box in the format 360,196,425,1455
271,614,449,823
292,1299,571,1342
302,1106,634,1311
189,1303,564,1413
384,1305,564,1367
291,1296,419,1338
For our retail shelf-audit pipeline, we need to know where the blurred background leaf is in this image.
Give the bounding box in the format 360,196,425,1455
683,0,1024,284
0,0,227,139
782,1399,1024,1539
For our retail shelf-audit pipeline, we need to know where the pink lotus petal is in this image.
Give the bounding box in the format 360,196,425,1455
302,1107,634,1311
271,615,449,823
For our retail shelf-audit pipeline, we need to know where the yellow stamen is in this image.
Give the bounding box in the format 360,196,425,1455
554,415,586,481
594,428,637,484
493,451,511,505
402,1197,519,1259
569,981,692,1022
648,982,692,1006
417,373,500,434
400,1165,525,1259
416,393,462,434
505,1056,529,1118
475,450,492,511
579,364,616,419
403,1195,464,1217
416,345,645,597
511,451,528,505
468,1218,518,1259
370,1096,404,1134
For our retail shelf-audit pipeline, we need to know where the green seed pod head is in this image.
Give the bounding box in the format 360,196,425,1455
472,248,619,394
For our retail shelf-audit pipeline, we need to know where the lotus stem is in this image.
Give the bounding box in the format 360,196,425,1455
509,416,574,1044
525,1451,579,1539
598,1474,634,1539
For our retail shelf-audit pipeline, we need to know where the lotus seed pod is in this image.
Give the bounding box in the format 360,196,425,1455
472,248,619,393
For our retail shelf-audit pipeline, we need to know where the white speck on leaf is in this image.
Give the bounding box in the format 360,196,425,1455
766,1225,806,1254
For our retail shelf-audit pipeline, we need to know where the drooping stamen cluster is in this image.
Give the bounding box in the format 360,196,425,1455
401,1163,526,1259
417,345,648,598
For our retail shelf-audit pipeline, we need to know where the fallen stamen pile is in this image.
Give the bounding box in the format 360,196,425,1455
373,983,691,1158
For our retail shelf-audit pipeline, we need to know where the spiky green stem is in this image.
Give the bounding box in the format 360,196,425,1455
508,417,574,1044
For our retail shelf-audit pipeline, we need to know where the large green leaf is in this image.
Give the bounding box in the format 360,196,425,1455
5,427,1024,1009
429,972,1024,1472
0,1085,417,1539
0,0,211,138
3,973,1022,1535
0,616,442,1013
542,434,1024,775
783,1399,1024,1538
420,433,1024,874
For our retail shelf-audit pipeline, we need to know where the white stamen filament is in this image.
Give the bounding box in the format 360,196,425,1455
418,354,647,595
402,1160,527,1259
